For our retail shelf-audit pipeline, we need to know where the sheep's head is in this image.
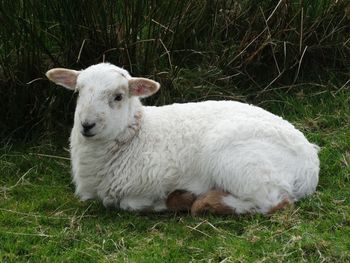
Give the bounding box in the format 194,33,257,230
46,63,160,140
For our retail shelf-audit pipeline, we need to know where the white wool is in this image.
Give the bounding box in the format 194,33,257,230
47,63,320,214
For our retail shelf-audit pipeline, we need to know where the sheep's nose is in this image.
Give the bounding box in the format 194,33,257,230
81,122,96,132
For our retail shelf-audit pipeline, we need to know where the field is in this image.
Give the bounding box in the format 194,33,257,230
1,89,349,262
1,0,350,262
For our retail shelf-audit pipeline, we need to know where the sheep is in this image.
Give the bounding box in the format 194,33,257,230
46,63,320,215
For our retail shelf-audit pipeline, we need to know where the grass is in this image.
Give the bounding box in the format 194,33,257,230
1,88,349,262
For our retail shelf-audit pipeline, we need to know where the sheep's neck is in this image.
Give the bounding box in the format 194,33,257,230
71,109,140,185
117,109,142,143
73,107,143,164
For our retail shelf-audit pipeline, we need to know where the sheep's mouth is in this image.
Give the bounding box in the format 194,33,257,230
82,132,96,138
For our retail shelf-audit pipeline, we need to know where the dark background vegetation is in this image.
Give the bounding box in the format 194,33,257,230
0,0,349,141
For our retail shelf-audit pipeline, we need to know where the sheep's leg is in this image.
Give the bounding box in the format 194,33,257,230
191,190,256,216
207,143,295,215
152,200,167,212
266,196,291,214
250,185,292,214
119,197,170,212
190,189,291,216
166,190,196,212
120,197,154,211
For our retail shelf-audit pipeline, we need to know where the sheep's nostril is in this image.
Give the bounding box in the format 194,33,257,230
82,122,96,132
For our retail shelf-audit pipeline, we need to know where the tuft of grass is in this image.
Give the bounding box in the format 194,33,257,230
1,89,349,262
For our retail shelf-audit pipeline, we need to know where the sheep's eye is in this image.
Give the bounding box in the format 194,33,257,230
114,94,123,101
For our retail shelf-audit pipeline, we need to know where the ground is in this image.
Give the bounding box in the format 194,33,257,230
0,90,349,262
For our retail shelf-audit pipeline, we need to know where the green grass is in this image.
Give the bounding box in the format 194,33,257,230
1,89,349,262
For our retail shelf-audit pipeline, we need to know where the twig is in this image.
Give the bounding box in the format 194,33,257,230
124,44,132,72
293,45,308,83
267,0,284,22
299,8,304,53
103,47,118,56
2,231,53,237
217,73,240,80
0,167,36,196
13,166,36,187
159,38,173,71
258,70,285,95
219,258,230,263
29,153,70,160
77,203,94,223
283,41,287,69
186,225,212,238
192,221,205,229
151,19,174,33
205,221,220,232
260,7,281,74
227,28,267,66
26,78,44,85
77,39,87,63
334,78,350,94
344,37,350,46
130,39,156,46
0,208,71,220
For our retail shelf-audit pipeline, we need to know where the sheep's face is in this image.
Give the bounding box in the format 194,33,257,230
46,63,160,140
74,67,130,140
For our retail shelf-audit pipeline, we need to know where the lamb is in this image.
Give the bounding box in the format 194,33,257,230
46,63,320,215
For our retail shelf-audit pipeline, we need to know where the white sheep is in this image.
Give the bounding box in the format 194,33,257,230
46,63,320,215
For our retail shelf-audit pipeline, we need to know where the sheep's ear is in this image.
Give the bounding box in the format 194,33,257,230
128,77,160,98
46,68,79,90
